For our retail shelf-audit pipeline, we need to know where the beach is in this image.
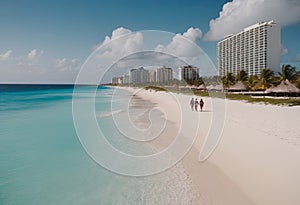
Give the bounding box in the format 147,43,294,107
121,86,300,205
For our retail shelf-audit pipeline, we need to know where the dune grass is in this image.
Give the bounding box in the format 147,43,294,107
223,93,300,106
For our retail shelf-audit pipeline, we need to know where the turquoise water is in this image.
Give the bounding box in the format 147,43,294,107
0,85,198,205
0,85,124,204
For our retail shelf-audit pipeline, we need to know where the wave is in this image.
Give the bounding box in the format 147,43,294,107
97,109,123,118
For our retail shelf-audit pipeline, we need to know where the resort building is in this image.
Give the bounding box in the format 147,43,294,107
156,67,173,83
111,76,123,84
122,74,130,84
179,65,200,81
129,67,149,84
148,70,157,83
217,21,281,77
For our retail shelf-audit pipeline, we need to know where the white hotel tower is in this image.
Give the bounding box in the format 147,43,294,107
217,21,281,77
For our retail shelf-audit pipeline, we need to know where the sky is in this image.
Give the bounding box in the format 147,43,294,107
0,0,299,83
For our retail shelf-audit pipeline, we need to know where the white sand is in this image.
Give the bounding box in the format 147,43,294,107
118,86,300,205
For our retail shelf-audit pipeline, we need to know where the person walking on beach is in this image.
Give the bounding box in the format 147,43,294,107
199,99,204,112
195,98,199,111
190,98,195,111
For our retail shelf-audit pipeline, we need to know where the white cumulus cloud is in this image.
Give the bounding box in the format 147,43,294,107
155,27,203,58
204,0,300,41
95,27,143,59
183,27,202,42
55,58,79,72
294,53,300,62
154,27,216,76
281,45,289,56
0,50,12,60
27,49,44,60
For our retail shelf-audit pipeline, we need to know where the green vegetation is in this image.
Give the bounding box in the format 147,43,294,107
178,88,300,106
224,93,300,106
220,64,300,91
222,72,236,87
279,64,300,82
144,86,168,92
236,69,248,82
141,84,300,106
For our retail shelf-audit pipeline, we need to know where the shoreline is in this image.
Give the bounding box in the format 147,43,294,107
117,86,300,205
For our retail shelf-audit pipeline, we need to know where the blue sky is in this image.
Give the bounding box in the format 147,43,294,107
0,0,299,83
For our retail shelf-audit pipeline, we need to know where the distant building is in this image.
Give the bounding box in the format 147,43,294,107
112,76,123,84
179,65,199,81
129,67,149,84
140,67,149,83
217,21,281,76
129,68,139,83
122,74,130,84
157,67,173,83
148,70,157,83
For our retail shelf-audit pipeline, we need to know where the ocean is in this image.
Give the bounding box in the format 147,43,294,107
0,85,200,205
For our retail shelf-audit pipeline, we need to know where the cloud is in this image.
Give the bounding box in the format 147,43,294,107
153,27,217,76
182,27,202,42
0,49,81,83
204,0,300,41
80,27,144,83
281,45,289,56
0,50,12,60
293,53,300,62
27,49,44,60
92,27,204,73
110,27,132,40
55,58,80,72
0,27,210,83
94,27,143,59
155,27,203,57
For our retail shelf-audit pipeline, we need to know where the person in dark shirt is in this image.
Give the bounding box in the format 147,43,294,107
199,99,204,112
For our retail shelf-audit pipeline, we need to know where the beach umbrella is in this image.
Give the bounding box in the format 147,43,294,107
214,84,224,91
206,85,214,90
266,79,300,93
228,81,249,92
206,84,224,91
197,84,207,90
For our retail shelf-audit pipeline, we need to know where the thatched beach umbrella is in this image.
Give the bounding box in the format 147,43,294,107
197,84,206,90
228,81,249,92
214,84,224,91
190,85,198,89
266,80,300,94
206,85,214,90
206,84,223,91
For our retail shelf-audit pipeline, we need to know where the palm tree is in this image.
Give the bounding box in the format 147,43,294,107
236,70,248,82
248,75,259,90
222,72,235,88
260,68,275,89
252,68,274,90
294,75,300,88
279,64,299,81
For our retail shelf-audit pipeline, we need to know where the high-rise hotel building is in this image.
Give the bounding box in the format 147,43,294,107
179,65,199,81
217,21,281,77
157,67,173,83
